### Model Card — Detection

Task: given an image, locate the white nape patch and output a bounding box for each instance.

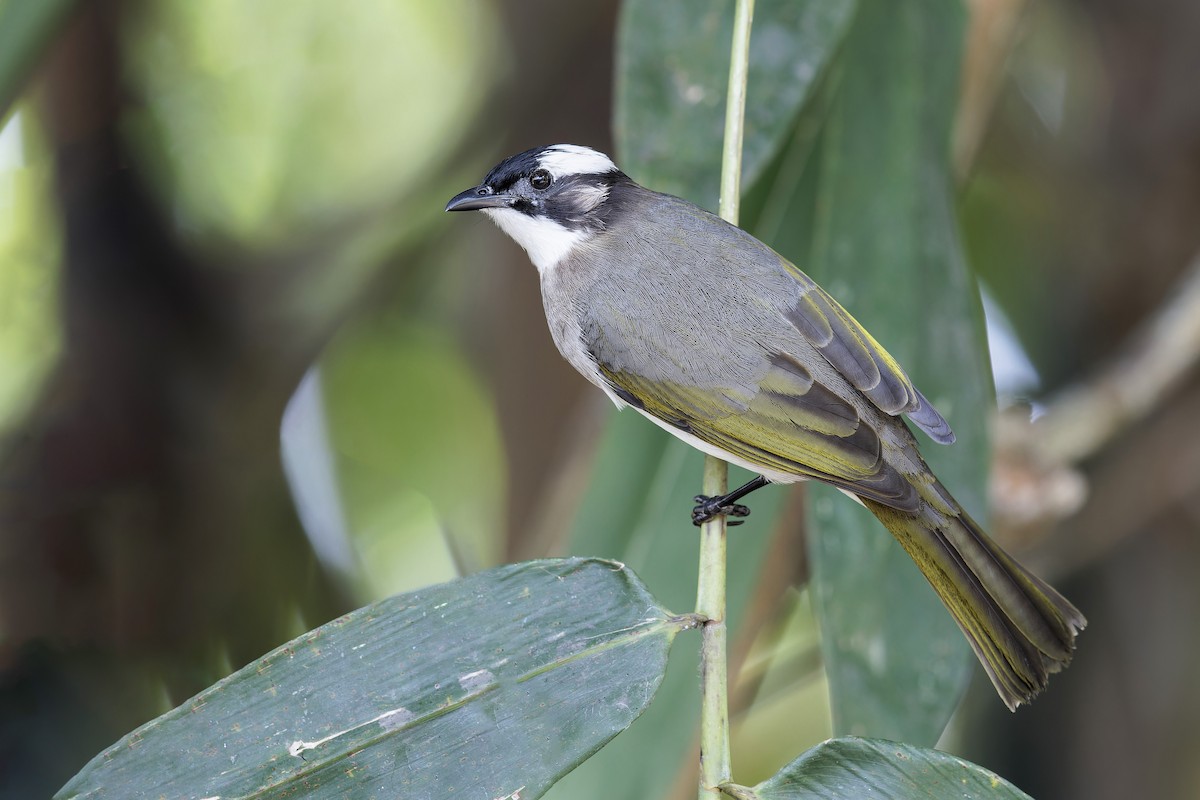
[538,144,618,177]
[628,406,801,485]
[482,207,591,275]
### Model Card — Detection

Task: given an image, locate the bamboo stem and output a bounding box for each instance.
[697,0,754,796]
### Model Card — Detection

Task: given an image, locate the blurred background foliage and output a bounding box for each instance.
[1,1,1199,798]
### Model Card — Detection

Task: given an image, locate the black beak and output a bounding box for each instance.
[445,185,513,212]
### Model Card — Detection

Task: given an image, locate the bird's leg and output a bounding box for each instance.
[692,475,769,527]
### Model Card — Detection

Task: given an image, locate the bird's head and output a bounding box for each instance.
[445,144,628,273]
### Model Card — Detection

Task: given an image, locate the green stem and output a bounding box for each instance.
[718,0,754,228]
[697,1,754,797]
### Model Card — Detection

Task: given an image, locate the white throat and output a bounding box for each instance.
[483,207,591,275]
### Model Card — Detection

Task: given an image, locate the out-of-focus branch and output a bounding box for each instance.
[993,248,1200,558]
[957,1,1200,576]
[1033,249,1200,464]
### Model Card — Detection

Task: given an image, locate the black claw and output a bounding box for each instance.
[691,496,753,527]
[726,503,751,518]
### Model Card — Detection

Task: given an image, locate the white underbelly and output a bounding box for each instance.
[627,405,802,485]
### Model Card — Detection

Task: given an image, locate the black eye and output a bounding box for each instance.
[530,169,552,191]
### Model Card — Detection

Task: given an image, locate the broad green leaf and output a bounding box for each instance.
[768,1,989,744]
[548,414,785,800]
[564,407,673,561]
[614,0,856,210]
[735,737,1032,799]
[57,558,684,800]
[0,0,79,123]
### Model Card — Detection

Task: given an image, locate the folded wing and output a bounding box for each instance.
[781,263,955,444]
[597,354,921,512]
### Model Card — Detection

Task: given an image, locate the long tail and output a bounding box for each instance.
[862,492,1086,710]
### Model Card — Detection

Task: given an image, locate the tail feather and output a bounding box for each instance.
[966,522,1083,660]
[863,495,1085,710]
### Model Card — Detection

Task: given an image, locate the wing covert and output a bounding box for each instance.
[781,263,955,444]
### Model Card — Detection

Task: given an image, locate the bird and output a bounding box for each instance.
[445,143,1084,709]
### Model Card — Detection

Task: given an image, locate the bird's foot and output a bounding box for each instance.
[691,495,751,527]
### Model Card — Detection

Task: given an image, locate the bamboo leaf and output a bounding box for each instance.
[57,558,682,800]
[742,737,1032,800]
[614,0,856,210]
[780,0,987,744]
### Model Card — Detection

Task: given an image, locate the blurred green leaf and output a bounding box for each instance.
[0,0,78,123]
[758,0,988,744]
[731,587,832,783]
[742,737,1032,800]
[319,321,507,595]
[567,414,783,615]
[0,109,61,436]
[547,417,784,800]
[122,0,501,250]
[614,0,855,210]
[57,558,683,800]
